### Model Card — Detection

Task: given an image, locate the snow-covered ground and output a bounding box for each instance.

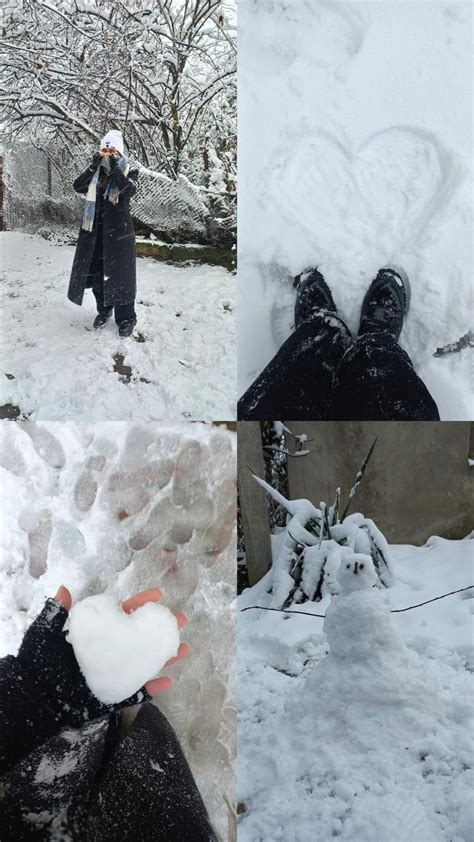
[238,531,474,841]
[0,233,236,421]
[0,420,236,838]
[238,0,473,418]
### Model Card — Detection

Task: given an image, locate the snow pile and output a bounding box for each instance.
[238,0,472,418]
[0,233,236,421]
[0,420,236,837]
[67,594,180,704]
[238,535,474,841]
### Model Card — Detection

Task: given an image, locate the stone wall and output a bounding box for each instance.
[285,421,473,545]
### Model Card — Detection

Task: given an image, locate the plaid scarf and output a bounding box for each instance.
[81,154,130,231]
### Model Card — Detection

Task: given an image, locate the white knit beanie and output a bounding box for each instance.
[100,129,124,155]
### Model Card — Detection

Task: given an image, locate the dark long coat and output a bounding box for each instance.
[68,162,138,307]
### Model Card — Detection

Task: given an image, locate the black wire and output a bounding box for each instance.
[390,585,474,612]
[240,605,326,618]
[240,585,474,618]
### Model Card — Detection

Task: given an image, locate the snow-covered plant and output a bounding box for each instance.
[254,439,394,608]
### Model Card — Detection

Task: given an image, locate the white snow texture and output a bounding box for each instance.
[0,420,236,838]
[66,594,180,704]
[238,533,474,842]
[238,0,472,418]
[0,233,236,421]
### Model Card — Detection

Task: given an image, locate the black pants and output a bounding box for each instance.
[238,311,440,420]
[92,284,136,326]
[85,704,217,841]
[0,705,216,841]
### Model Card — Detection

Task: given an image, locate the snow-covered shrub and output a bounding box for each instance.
[253,440,393,608]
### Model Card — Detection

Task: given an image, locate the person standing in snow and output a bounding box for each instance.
[0,586,217,841]
[238,266,440,420]
[68,130,139,338]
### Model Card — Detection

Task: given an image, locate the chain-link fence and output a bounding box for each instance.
[1,144,235,246]
[1,145,82,243]
[133,163,210,242]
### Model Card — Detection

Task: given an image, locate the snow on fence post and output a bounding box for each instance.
[238,422,272,586]
[0,155,4,232]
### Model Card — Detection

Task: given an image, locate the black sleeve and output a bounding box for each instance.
[108,166,138,200]
[0,599,151,775]
[73,154,100,194]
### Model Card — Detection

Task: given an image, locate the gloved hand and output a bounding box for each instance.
[91,151,101,169]
[17,598,152,727]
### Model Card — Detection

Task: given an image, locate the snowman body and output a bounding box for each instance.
[287,553,473,837]
[323,554,401,661]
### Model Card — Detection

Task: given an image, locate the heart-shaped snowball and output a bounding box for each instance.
[66,594,180,704]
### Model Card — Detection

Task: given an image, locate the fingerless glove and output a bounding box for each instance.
[18,599,151,728]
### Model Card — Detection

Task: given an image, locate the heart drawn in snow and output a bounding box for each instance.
[269,126,458,252]
[67,594,180,704]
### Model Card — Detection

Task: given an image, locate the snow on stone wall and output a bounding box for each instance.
[0,420,236,840]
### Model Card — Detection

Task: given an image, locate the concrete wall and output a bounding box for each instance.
[238,421,272,585]
[285,422,473,545]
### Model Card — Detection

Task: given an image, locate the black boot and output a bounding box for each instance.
[294,268,337,328]
[118,319,137,338]
[358,266,410,342]
[93,310,112,329]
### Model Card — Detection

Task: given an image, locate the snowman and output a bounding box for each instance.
[289,552,473,839]
[291,551,410,740]
[323,553,403,661]
[336,553,378,593]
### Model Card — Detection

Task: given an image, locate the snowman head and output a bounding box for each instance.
[337,553,377,594]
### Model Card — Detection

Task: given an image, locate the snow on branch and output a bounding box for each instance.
[264,422,313,459]
[433,330,474,357]
[0,0,236,193]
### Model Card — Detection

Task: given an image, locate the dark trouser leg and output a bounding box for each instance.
[330,333,440,420]
[114,301,136,326]
[92,284,113,317]
[88,704,217,841]
[238,311,352,420]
